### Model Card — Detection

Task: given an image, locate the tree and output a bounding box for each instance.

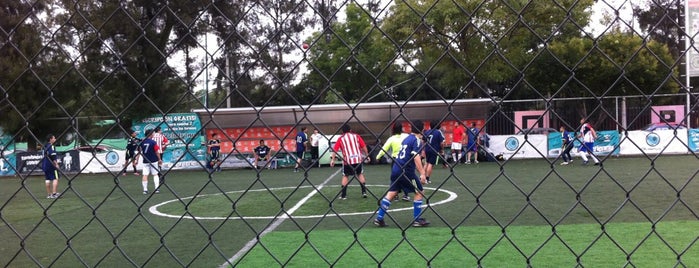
[301,2,404,104]
[381,0,595,100]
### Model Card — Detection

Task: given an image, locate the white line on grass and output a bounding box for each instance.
[219,168,342,268]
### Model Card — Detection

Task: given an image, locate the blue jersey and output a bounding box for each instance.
[423,129,444,154]
[562,130,572,145]
[467,127,479,144]
[208,139,220,152]
[296,131,307,152]
[395,134,422,171]
[140,138,159,163]
[42,143,56,170]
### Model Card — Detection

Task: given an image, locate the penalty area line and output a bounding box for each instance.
[219,168,342,268]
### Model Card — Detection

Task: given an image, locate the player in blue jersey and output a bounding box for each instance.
[42,134,60,199]
[374,120,430,227]
[253,139,271,169]
[465,122,480,164]
[294,127,308,172]
[559,125,574,165]
[207,133,221,172]
[140,129,162,194]
[423,120,445,184]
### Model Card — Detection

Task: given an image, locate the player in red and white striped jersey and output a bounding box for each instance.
[331,124,369,199]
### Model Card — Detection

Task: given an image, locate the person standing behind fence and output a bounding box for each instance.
[152,126,168,170]
[559,125,574,165]
[140,129,162,194]
[374,120,429,227]
[578,118,600,166]
[207,133,221,172]
[423,120,445,184]
[376,123,410,201]
[451,122,465,164]
[331,124,369,199]
[122,129,141,176]
[294,127,308,172]
[253,139,271,169]
[310,128,321,161]
[42,134,60,199]
[465,122,480,164]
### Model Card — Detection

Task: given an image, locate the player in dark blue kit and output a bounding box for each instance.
[122,129,141,176]
[208,133,221,172]
[253,139,271,169]
[294,127,308,172]
[465,122,480,164]
[140,129,162,194]
[374,121,430,227]
[42,134,60,199]
[423,120,445,184]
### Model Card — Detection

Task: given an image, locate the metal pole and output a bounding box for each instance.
[204,30,209,109]
[226,55,231,108]
[685,0,691,127]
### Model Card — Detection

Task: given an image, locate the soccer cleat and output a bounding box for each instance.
[474,159,479,164]
[569,160,573,163]
[154,190,160,194]
[594,162,600,166]
[560,162,569,165]
[143,191,148,195]
[465,161,471,165]
[47,194,54,199]
[134,172,140,176]
[412,218,430,227]
[362,192,367,198]
[426,180,432,184]
[294,168,299,173]
[340,196,347,200]
[582,161,589,165]
[401,195,410,201]
[52,192,60,198]
[373,219,387,227]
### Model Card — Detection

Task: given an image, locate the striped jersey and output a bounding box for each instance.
[152,132,168,153]
[580,123,595,143]
[333,132,366,165]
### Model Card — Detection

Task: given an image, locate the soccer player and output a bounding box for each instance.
[374,120,430,227]
[465,122,480,164]
[423,120,445,184]
[559,125,574,165]
[376,123,410,201]
[330,124,369,199]
[207,133,221,172]
[294,127,308,172]
[42,134,60,199]
[122,129,141,175]
[140,129,162,194]
[451,122,465,164]
[578,118,600,166]
[152,126,168,166]
[309,128,322,160]
[253,139,271,169]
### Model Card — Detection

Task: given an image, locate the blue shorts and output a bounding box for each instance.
[43,166,57,180]
[425,152,440,165]
[579,142,594,153]
[465,142,478,152]
[388,164,422,193]
[295,151,305,159]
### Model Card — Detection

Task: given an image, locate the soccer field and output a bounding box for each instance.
[2,155,699,267]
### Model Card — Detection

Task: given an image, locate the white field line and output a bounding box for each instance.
[218,168,342,268]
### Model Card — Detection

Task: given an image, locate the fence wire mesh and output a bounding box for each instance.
[2,0,699,267]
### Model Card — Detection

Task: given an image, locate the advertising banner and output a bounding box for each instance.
[619,130,689,155]
[0,153,16,176]
[489,135,548,159]
[689,129,699,152]
[131,113,207,170]
[78,149,124,174]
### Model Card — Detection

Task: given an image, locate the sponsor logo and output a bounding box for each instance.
[645,133,660,147]
[106,151,119,165]
[505,137,519,151]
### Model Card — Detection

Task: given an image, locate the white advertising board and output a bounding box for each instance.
[619,130,689,155]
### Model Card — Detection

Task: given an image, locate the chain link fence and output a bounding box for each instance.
[2,0,699,267]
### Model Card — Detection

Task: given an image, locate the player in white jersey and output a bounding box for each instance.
[578,118,600,166]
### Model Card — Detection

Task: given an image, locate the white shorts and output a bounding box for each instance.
[141,163,159,176]
[451,142,462,151]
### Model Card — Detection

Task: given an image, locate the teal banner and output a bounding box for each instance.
[132,113,207,170]
[0,128,16,176]
[548,130,620,156]
[689,129,699,152]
